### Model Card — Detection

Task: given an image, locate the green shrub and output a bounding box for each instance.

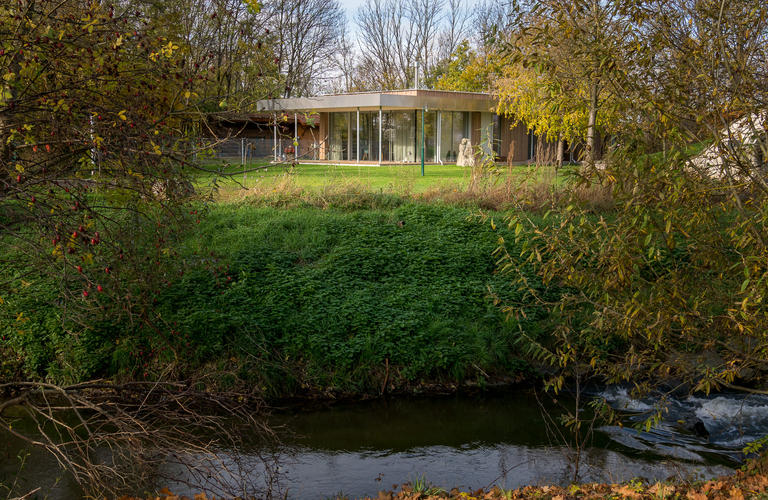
[2,203,546,395]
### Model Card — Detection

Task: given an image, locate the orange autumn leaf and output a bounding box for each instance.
[686,491,708,500]
[614,486,642,499]
[727,488,745,500]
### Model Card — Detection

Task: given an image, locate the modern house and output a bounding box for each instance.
[256,89,554,165]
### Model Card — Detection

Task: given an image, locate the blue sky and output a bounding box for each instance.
[339,0,364,19]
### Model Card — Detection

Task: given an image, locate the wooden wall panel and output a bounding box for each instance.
[509,122,529,162]
[471,112,481,146]
[318,112,328,160]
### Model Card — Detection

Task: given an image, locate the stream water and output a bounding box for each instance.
[2,388,767,499]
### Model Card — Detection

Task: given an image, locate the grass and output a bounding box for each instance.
[193,159,572,201]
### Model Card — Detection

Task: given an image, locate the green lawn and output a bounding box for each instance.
[193,160,569,198]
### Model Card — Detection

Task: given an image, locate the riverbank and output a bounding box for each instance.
[118,457,768,500]
[362,464,768,499]
[2,202,552,398]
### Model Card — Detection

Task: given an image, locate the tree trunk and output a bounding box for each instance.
[557,136,564,169]
[586,81,598,168]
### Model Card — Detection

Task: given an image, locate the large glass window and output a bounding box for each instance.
[440,112,468,162]
[357,112,379,161]
[331,110,472,163]
[417,111,437,163]
[480,112,494,157]
[381,111,416,162]
[528,131,538,160]
[394,111,416,162]
[452,112,467,156]
[329,112,349,161]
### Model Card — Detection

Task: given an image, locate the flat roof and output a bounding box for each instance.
[256,89,495,113]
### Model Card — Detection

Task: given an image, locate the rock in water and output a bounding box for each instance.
[691,420,710,438]
[679,414,710,439]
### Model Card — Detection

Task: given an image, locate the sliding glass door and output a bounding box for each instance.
[329,112,349,161]
[416,111,437,163]
[440,112,469,162]
[381,111,416,162]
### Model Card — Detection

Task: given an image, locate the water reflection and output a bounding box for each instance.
[3,390,751,499]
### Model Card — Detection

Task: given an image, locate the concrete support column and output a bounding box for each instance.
[378,107,383,163]
[356,109,360,163]
[436,111,442,163]
[347,112,352,161]
[273,114,278,162]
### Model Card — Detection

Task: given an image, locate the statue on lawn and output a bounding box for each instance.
[457,138,475,167]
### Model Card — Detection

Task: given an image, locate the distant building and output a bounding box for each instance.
[256,89,564,165]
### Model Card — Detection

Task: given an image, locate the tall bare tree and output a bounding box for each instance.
[262,0,346,97]
[473,0,516,49]
[355,0,446,89]
[436,0,472,62]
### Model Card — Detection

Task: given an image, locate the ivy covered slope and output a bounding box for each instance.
[2,204,549,397]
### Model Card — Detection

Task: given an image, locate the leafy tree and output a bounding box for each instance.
[0,0,282,381]
[136,0,280,105]
[496,0,768,404]
[495,0,639,166]
[353,0,474,91]
[0,1,277,496]
[434,40,499,92]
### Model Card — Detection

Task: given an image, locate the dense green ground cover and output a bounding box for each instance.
[2,203,549,397]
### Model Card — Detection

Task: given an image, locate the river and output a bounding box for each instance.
[2,388,766,498]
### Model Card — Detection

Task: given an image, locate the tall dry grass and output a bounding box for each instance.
[225,167,614,212]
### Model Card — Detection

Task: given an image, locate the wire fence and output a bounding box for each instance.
[211,137,322,164]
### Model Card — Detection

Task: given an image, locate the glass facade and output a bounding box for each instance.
[416,111,437,163]
[528,131,538,160]
[327,110,473,164]
[480,112,494,156]
[329,112,349,161]
[381,111,416,162]
[356,112,380,162]
[440,112,469,162]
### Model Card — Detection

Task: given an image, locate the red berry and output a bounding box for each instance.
[91,238,98,245]
[77,265,82,273]
[97,285,103,292]
[105,267,110,274]
[16,175,21,183]
[82,290,89,297]
[72,231,78,238]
